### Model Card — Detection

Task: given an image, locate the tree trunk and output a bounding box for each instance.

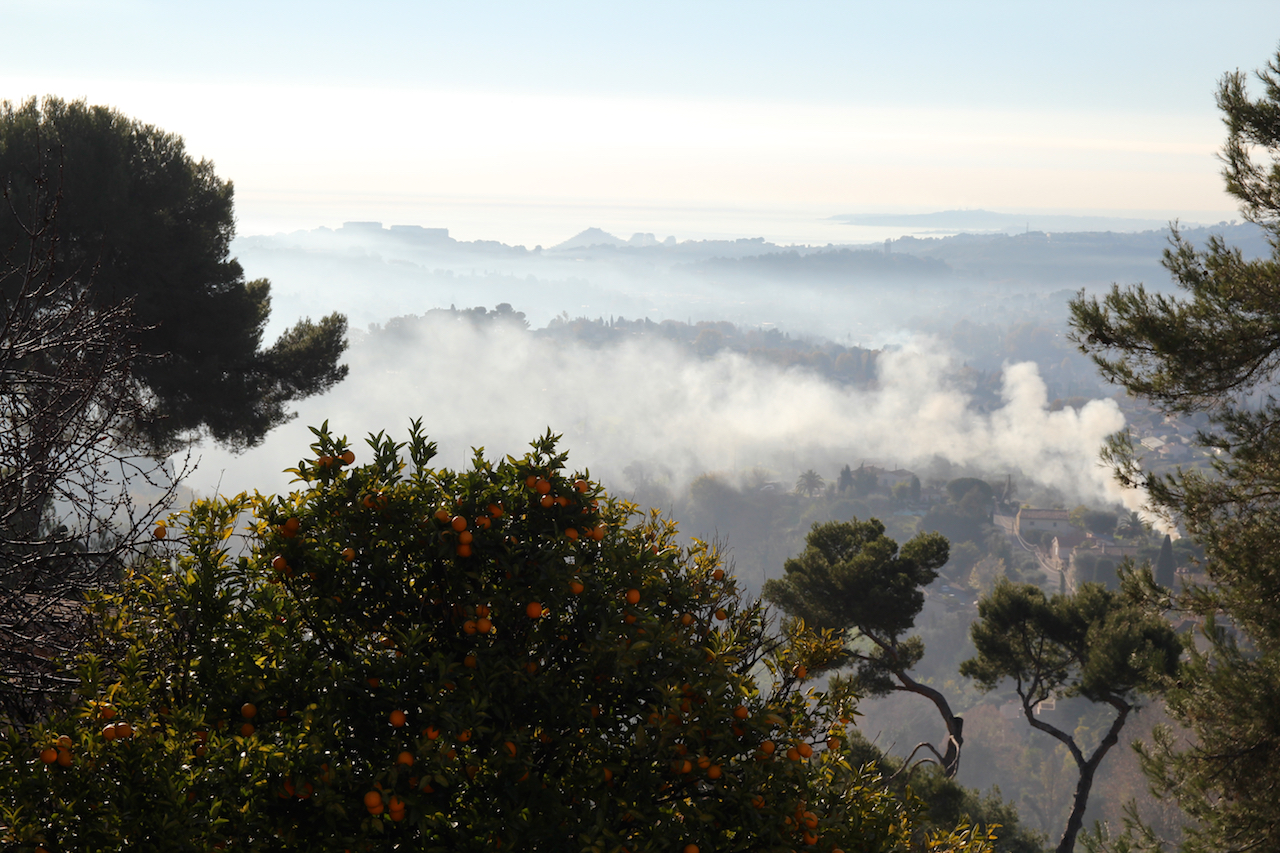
[896,669,964,777]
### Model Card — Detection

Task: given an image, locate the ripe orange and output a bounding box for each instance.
[574,479,589,492]
[102,724,117,741]
[786,747,801,761]
[463,620,477,635]
[526,602,543,619]
[539,495,554,509]
[503,741,517,757]
[569,580,584,595]
[684,844,699,853]
[625,588,640,605]
[434,508,451,523]
[341,547,356,562]
[239,723,255,738]
[396,750,414,766]
[488,503,504,517]
[827,736,840,751]
[476,515,492,530]
[363,790,382,810]
[525,475,538,489]
[798,742,814,758]
[733,705,750,720]
[707,764,722,780]
[56,748,72,767]
[535,479,552,495]
[793,664,808,680]
[389,710,407,727]
[458,531,474,545]
[712,568,724,581]
[57,734,72,749]
[458,728,472,742]
[714,608,728,621]
[153,524,166,539]
[241,702,258,719]
[680,613,694,626]
[99,704,116,721]
[589,525,605,541]
[464,654,477,668]
[457,543,472,558]
[555,496,570,507]
[476,604,490,618]
[115,721,133,739]
[752,794,765,809]
[339,449,355,465]
[564,527,579,540]
[40,746,57,764]
[476,617,493,634]
[271,555,289,573]
[281,517,300,537]
[425,725,440,740]
[760,740,776,755]
[451,515,468,532]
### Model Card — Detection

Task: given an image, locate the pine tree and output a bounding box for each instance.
[1068,45,1280,853]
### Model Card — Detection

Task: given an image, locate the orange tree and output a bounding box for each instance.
[1,422,996,853]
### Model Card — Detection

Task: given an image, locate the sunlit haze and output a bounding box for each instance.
[5,2,1273,244]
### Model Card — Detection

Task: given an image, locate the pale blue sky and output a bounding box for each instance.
[4,2,1278,243]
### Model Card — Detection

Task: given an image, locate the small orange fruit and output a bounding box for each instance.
[241,702,257,719]
[396,750,414,766]
[464,654,477,668]
[625,588,640,605]
[456,543,472,558]
[476,617,492,634]
[535,479,552,495]
[239,723,255,738]
[153,524,166,539]
[425,725,440,740]
[341,547,356,562]
[798,742,814,758]
[733,705,749,720]
[712,568,725,581]
[56,734,72,749]
[363,790,382,810]
[40,746,57,764]
[339,449,355,465]
[574,479,589,492]
[389,710,407,727]
[526,602,543,619]
[569,580,584,595]
[458,530,473,545]
[714,608,728,621]
[451,515,468,532]
[564,527,579,540]
[56,748,72,767]
[539,495,554,508]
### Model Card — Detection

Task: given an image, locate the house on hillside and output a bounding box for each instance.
[1016,507,1069,539]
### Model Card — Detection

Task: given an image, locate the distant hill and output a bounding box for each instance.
[830,209,1214,234]
[551,228,676,251]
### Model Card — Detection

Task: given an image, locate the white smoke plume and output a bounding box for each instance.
[181,316,1134,513]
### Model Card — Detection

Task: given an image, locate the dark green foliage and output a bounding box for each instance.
[765,519,968,776]
[0,97,348,451]
[1068,44,1280,853]
[962,582,1181,853]
[1153,535,1175,590]
[842,731,1047,853]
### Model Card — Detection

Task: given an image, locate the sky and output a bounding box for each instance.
[4,1,1277,245]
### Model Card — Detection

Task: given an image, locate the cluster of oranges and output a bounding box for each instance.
[37,734,73,768]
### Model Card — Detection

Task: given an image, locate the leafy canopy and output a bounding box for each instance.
[0,424,995,853]
[0,97,348,451]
